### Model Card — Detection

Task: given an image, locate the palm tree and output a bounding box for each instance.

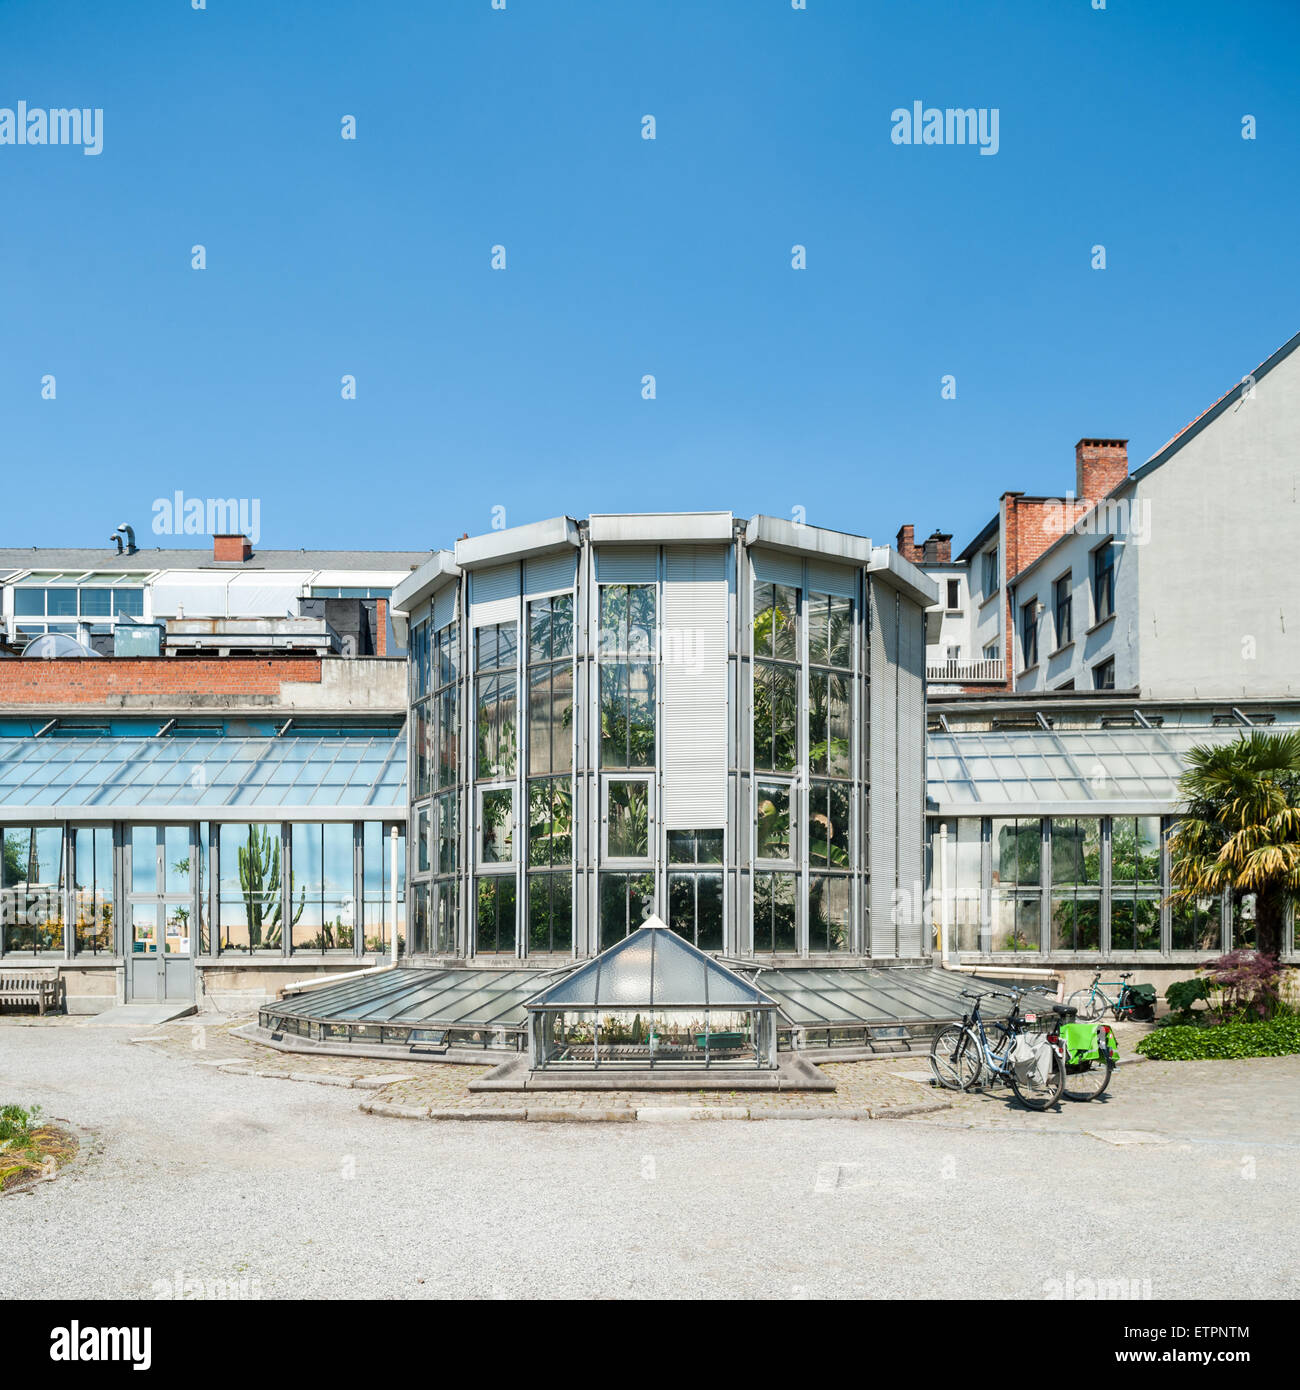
[1168,731,1300,958]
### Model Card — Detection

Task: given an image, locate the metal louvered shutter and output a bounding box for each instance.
[469,563,519,627]
[595,547,658,585]
[432,583,458,632]
[524,551,576,597]
[661,546,729,828]
[806,559,857,597]
[749,548,802,588]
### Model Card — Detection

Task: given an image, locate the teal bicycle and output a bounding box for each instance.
[1067,970,1155,1022]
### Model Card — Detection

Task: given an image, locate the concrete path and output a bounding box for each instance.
[1,1025,1296,1300]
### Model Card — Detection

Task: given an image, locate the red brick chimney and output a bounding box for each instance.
[921,530,953,563]
[1075,439,1129,501]
[895,524,922,563]
[213,534,252,562]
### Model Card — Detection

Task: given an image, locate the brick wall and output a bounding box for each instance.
[0,657,323,706]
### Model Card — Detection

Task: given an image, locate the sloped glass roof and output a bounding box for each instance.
[0,731,406,817]
[526,922,777,1012]
[926,723,1252,816]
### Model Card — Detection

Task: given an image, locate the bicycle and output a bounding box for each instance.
[929,987,1068,1111]
[1067,970,1153,1022]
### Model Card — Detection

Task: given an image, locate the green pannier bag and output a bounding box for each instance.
[1127,983,1157,1007]
[1060,1022,1103,1064]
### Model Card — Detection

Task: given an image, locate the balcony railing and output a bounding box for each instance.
[926,657,1005,684]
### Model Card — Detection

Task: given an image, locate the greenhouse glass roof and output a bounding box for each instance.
[0,731,406,819]
[526,922,777,1012]
[926,723,1249,816]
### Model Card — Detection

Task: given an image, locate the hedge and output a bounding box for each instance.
[1136,1016,1300,1061]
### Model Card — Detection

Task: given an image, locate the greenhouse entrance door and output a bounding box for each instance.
[125,825,197,1004]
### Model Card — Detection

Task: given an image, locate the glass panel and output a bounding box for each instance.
[13,588,44,616]
[1172,895,1222,952]
[1111,816,1161,885]
[437,792,458,874]
[480,788,515,864]
[756,781,792,862]
[1049,895,1100,952]
[1051,818,1100,886]
[45,588,77,616]
[599,871,654,949]
[753,583,798,659]
[753,871,797,953]
[2,826,65,952]
[807,592,852,669]
[74,826,114,955]
[527,777,572,868]
[413,701,431,798]
[809,874,851,952]
[217,824,282,952]
[993,895,1040,952]
[164,902,192,955]
[528,662,573,776]
[131,902,157,954]
[992,818,1041,887]
[753,661,798,772]
[476,673,518,779]
[808,670,851,777]
[476,875,517,954]
[131,826,158,895]
[114,588,144,617]
[529,594,574,662]
[809,781,850,868]
[80,588,112,617]
[607,780,650,858]
[599,661,655,768]
[668,829,724,865]
[410,880,429,955]
[528,872,572,954]
[164,826,191,895]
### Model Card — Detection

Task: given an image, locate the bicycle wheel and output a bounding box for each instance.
[1062,1053,1114,1102]
[1008,1043,1065,1111]
[1066,989,1104,1022]
[929,1025,981,1091]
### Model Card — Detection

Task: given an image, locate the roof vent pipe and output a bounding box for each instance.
[117,523,137,555]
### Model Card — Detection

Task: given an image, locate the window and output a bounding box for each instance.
[73,826,114,955]
[809,874,851,952]
[479,787,515,863]
[1053,573,1072,648]
[982,547,998,594]
[755,781,793,862]
[983,644,999,661]
[527,596,573,776]
[290,823,355,953]
[1091,541,1115,623]
[605,779,651,859]
[1049,818,1100,951]
[946,578,960,610]
[1093,657,1115,691]
[434,624,459,787]
[599,585,656,769]
[217,824,282,952]
[1110,816,1161,950]
[1020,599,1038,669]
[599,871,654,949]
[361,822,405,955]
[753,582,798,772]
[475,875,516,954]
[991,818,1041,952]
[753,871,797,953]
[476,623,518,779]
[667,830,724,952]
[2,825,65,953]
[931,818,983,953]
[528,872,572,954]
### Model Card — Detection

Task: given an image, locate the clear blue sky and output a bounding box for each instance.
[2,0,1297,556]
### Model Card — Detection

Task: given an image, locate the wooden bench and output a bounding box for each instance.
[0,970,65,1015]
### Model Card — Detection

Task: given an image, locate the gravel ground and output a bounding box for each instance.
[2,1023,1297,1300]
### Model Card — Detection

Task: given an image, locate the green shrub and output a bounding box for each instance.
[1137,1017,1300,1061]
[1165,977,1210,1014]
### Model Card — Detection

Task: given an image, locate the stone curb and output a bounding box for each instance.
[360,1100,894,1123]
[873,1102,953,1119]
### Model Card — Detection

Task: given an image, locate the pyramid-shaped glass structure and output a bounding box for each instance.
[525,918,779,1070]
